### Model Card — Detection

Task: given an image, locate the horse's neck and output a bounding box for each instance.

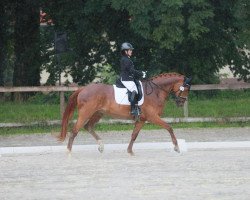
[153,76,181,91]
[141,77,179,102]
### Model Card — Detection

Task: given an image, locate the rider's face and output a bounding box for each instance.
[126,49,133,57]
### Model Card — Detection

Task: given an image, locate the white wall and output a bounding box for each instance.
[40,70,73,85]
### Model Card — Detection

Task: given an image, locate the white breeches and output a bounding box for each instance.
[121,80,138,93]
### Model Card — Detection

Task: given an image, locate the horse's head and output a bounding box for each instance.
[172,77,192,107]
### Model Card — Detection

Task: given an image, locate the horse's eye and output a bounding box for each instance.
[179,86,185,91]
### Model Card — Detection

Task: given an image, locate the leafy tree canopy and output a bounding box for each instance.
[40,0,249,84]
[2,0,249,88]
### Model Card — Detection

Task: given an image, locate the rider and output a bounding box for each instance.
[120,42,146,116]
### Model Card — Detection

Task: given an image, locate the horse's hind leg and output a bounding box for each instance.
[67,117,84,152]
[84,112,104,153]
[67,108,95,152]
[127,120,145,155]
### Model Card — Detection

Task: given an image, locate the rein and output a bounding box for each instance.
[144,77,189,101]
[144,79,170,95]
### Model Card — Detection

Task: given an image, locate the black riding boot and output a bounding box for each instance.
[130,91,141,116]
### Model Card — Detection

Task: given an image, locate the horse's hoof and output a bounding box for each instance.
[98,144,104,153]
[174,146,180,153]
[67,150,72,157]
[97,140,104,153]
[127,150,135,156]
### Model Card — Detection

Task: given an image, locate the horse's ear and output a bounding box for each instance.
[184,76,192,86]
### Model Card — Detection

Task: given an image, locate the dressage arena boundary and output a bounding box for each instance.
[1,117,250,128]
[1,140,250,155]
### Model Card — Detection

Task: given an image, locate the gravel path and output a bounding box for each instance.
[0,127,250,200]
[0,127,250,147]
[0,149,250,200]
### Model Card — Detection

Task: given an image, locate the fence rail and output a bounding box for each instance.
[0,86,80,93]
[1,83,250,118]
[191,83,250,90]
[1,83,250,93]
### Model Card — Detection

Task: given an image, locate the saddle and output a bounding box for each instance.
[115,78,143,102]
[113,78,144,106]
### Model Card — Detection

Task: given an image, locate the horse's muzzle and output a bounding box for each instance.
[175,96,186,107]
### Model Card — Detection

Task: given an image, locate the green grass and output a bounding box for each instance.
[0,102,61,123]
[163,90,250,118]
[0,90,250,135]
[1,97,250,123]
[187,99,250,117]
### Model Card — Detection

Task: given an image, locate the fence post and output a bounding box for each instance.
[184,98,188,117]
[60,91,65,117]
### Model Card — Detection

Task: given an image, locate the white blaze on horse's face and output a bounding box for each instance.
[179,86,185,91]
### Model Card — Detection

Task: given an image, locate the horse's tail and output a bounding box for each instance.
[57,88,82,142]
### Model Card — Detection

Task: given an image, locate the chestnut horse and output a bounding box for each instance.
[58,73,192,155]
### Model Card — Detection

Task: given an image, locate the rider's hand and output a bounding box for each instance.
[142,71,147,78]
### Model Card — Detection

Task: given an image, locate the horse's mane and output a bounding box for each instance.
[150,72,183,80]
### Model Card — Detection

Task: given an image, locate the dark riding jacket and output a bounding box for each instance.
[120,55,143,81]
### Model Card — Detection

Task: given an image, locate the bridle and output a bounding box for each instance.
[173,84,191,104]
[144,78,191,103]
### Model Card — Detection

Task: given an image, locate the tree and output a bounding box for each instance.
[0,0,9,87]
[12,0,41,100]
[41,0,103,85]
[0,4,6,100]
[38,0,250,86]
[0,1,15,101]
[108,0,213,82]
[226,0,250,81]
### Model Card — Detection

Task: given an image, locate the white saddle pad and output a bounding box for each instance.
[113,81,144,105]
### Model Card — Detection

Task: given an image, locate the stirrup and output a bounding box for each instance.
[130,105,141,116]
[130,109,137,116]
[137,106,141,115]
[131,106,141,121]
[135,104,141,115]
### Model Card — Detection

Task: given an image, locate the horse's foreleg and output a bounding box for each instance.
[127,120,145,155]
[149,117,180,153]
[84,112,104,153]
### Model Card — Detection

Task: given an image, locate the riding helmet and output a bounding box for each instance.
[121,42,134,51]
